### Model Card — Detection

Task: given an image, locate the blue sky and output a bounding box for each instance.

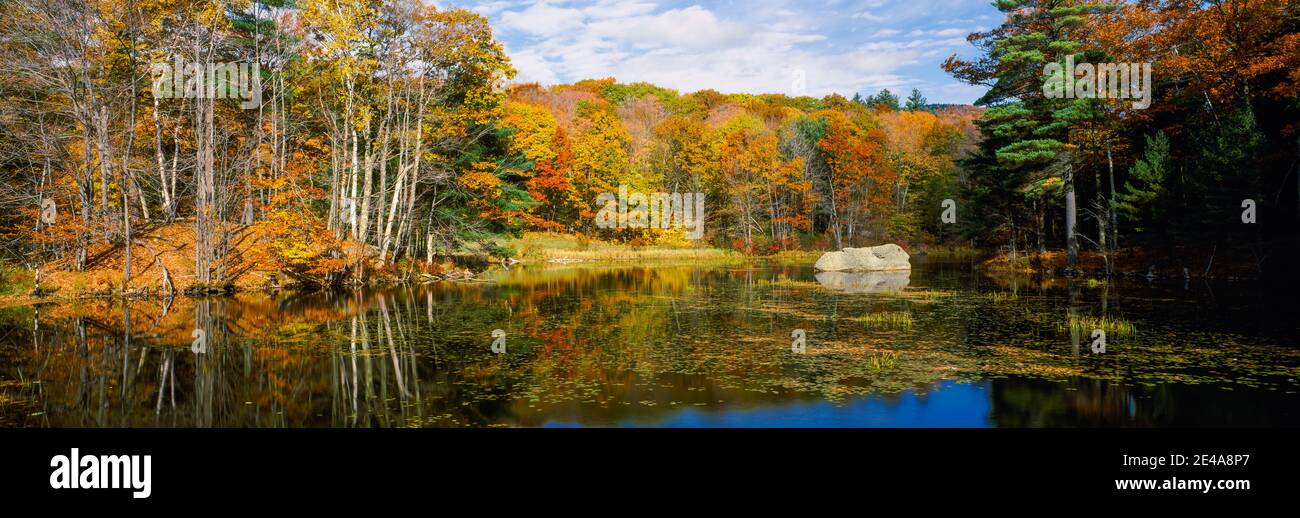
[445,0,1002,104]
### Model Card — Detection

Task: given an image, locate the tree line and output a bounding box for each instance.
[3,0,1294,293]
[944,0,1299,276]
[1,0,983,291]
[494,80,977,253]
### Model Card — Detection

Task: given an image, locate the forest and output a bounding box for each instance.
[0,0,1298,298]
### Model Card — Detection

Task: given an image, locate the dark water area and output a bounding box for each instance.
[1,259,1297,427]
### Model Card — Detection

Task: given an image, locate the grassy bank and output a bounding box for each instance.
[1,229,795,306]
[4,227,1011,308]
[504,232,742,264]
[502,233,982,266]
[979,247,1262,280]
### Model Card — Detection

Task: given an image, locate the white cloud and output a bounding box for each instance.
[500,2,586,37]
[852,12,885,22]
[468,1,514,16]
[908,28,971,38]
[587,6,748,50]
[484,0,999,103]
[582,0,658,19]
[506,46,561,84]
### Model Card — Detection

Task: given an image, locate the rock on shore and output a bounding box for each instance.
[814,244,911,272]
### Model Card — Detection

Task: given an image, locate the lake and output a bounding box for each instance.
[2,259,1297,427]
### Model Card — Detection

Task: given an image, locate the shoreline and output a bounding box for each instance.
[1,245,1267,310]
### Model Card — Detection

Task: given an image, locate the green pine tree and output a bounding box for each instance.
[1113,131,1170,235]
[905,88,928,111]
[944,0,1117,267]
[866,88,900,110]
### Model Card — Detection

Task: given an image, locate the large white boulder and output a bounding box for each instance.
[814,244,911,272]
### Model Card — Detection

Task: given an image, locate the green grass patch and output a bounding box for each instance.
[0,263,35,296]
[868,351,900,371]
[988,291,1020,303]
[918,246,984,260]
[1060,315,1137,337]
[504,232,739,263]
[857,311,914,329]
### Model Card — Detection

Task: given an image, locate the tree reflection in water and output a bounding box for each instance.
[1,264,1297,427]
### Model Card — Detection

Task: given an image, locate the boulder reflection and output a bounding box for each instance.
[1,264,1296,427]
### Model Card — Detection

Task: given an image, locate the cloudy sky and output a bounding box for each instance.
[446,0,1001,105]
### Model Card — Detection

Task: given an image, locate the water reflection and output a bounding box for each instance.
[814,270,911,293]
[1,263,1297,427]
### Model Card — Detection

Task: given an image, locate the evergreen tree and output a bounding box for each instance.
[866,88,900,110]
[944,0,1117,268]
[1112,131,1169,236]
[905,88,928,111]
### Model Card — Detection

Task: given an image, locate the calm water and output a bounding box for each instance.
[1,260,1297,427]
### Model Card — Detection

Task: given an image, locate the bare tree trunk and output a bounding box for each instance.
[359,137,374,243]
[79,123,93,270]
[122,82,138,289]
[349,126,360,240]
[169,132,179,221]
[1065,162,1078,270]
[97,106,112,239]
[829,185,842,250]
[1107,141,1118,249]
[378,165,407,264]
[154,98,171,220]
[194,92,216,286]
[328,130,341,234]
[383,81,425,264]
